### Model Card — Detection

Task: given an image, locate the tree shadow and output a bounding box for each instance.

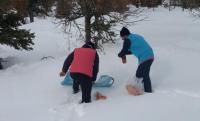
[0,56,20,69]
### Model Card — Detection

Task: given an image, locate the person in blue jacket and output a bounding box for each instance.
[118,27,154,93]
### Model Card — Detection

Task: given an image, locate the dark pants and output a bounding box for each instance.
[70,73,92,103]
[136,59,153,92]
[0,62,3,69]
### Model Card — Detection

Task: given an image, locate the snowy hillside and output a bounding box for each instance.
[0,7,200,121]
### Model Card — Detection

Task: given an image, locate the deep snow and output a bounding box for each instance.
[0,7,200,121]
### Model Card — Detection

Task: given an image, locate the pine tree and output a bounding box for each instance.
[0,10,35,50]
[0,9,35,69]
[28,0,56,22]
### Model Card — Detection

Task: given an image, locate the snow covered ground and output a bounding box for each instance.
[1,7,200,121]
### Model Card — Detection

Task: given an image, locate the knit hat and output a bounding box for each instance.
[120,27,131,37]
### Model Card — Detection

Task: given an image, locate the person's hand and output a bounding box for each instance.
[59,71,66,77]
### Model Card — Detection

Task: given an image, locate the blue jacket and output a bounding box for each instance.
[118,33,154,64]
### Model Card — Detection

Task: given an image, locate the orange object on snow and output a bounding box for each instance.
[126,85,143,96]
[95,92,107,100]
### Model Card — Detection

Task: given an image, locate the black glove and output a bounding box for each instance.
[92,79,96,82]
[118,52,123,58]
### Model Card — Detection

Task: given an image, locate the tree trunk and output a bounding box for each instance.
[85,14,92,42]
[28,7,34,23]
[28,0,34,23]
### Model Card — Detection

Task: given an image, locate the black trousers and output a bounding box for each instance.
[136,59,153,92]
[0,62,3,69]
[70,73,92,103]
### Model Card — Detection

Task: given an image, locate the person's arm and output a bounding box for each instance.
[92,52,99,82]
[118,38,132,58]
[60,52,74,76]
